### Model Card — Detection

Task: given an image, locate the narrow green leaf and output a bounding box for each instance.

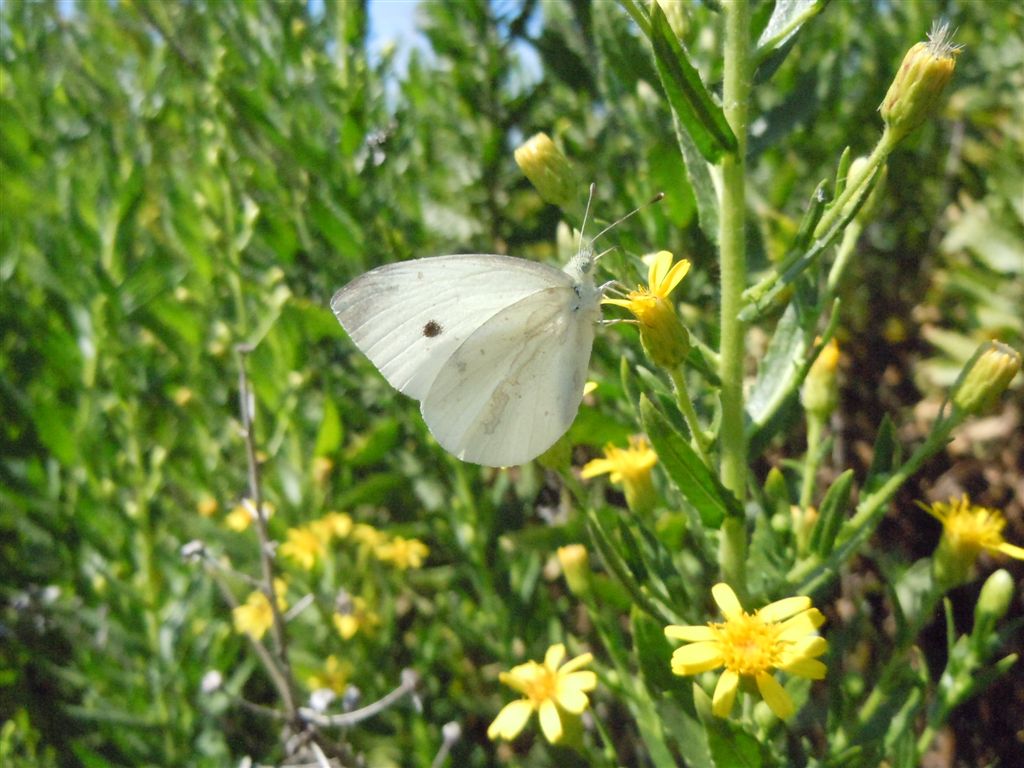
[864,414,898,494]
[632,607,677,695]
[649,3,737,163]
[754,0,830,83]
[641,395,740,528]
[809,469,854,556]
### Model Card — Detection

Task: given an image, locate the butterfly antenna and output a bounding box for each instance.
[591,192,665,244]
[580,182,597,242]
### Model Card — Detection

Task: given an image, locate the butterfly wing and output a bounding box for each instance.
[421,285,597,466]
[331,255,571,401]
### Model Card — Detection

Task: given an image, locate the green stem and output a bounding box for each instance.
[669,367,713,466]
[799,415,823,510]
[814,127,895,239]
[718,0,751,591]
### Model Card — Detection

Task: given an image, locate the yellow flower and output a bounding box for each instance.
[920,495,1024,586]
[332,595,379,640]
[665,583,827,720]
[581,435,659,514]
[232,579,288,640]
[316,511,353,539]
[279,525,326,571]
[351,522,385,550]
[307,655,351,694]
[605,250,691,368]
[225,499,275,532]
[375,536,429,570]
[487,643,597,744]
[196,494,219,518]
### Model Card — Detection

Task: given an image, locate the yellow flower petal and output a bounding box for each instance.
[557,673,594,714]
[711,669,740,717]
[996,541,1024,560]
[580,458,615,479]
[648,250,673,290]
[487,699,533,741]
[781,635,829,662]
[671,642,724,674]
[665,624,717,642]
[538,699,563,743]
[711,583,743,620]
[757,595,811,623]
[778,657,827,680]
[756,672,794,720]
[659,258,691,296]
[560,652,595,676]
[544,643,567,670]
[777,608,825,640]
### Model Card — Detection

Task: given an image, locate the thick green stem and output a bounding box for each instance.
[718,0,751,591]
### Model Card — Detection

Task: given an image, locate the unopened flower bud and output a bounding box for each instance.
[557,544,591,597]
[975,568,1014,625]
[880,21,961,143]
[951,341,1021,416]
[801,338,840,418]
[514,132,576,208]
[639,303,691,370]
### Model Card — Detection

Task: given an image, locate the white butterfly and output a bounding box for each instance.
[331,247,603,467]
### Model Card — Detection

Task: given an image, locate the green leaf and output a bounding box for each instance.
[632,607,678,695]
[314,396,343,456]
[864,414,899,494]
[753,0,830,83]
[641,395,741,528]
[648,3,737,164]
[705,717,764,768]
[809,469,854,556]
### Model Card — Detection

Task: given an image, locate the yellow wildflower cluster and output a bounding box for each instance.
[279,511,354,571]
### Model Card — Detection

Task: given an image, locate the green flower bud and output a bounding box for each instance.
[880,21,961,144]
[557,544,592,597]
[975,568,1014,625]
[951,341,1021,416]
[514,132,576,209]
[801,338,840,418]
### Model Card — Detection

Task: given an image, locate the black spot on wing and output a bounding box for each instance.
[423,320,443,337]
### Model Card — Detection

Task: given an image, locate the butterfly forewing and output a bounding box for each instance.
[331,255,572,401]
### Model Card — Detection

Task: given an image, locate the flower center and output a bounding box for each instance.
[523,667,558,706]
[713,613,783,676]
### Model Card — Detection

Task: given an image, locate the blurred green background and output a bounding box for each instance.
[2,0,1021,765]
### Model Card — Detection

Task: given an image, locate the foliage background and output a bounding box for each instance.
[1,0,1022,766]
